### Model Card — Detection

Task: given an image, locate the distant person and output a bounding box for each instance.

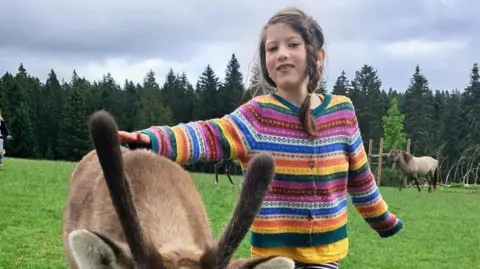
[0,110,12,167]
[117,6,404,268]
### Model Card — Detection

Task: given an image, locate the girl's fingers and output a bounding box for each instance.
[117,131,150,145]
[118,131,139,143]
[135,132,144,142]
[136,132,151,144]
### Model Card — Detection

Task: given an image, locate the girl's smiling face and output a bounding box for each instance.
[264,22,308,92]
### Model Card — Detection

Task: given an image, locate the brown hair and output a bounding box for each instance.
[259,7,325,136]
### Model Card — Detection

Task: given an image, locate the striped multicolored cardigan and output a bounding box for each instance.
[139,93,404,263]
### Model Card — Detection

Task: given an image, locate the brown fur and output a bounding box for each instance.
[62,110,294,269]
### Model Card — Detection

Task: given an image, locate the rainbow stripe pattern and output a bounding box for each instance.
[139,93,404,259]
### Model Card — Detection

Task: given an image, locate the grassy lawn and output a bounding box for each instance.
[0,157,479,268]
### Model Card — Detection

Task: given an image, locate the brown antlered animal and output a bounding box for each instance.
[62,110,295,269]
[388,149,439,193]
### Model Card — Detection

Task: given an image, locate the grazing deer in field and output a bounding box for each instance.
[388,149,439,193]
[214,159,242,187]
[62,110,294,269]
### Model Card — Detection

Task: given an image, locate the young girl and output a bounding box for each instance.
[118,7,404,268]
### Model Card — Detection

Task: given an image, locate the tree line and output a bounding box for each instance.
[0,54,479,182]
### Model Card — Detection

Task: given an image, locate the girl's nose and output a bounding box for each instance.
[276,45,289,61]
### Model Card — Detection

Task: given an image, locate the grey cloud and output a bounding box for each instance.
[317,0,479,91]
[0,0,358,62]
[0,0,478,92]
[1,1,211,61]
[327,0,479,42]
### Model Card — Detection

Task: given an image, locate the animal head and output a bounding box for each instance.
[387,149,400,163]
[402,151,412,163]
[70,110,295,269]
[68,229,294,269]
[387,149,411,163]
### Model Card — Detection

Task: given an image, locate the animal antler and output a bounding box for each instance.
[89,110,164,268]
[215,153,275,268]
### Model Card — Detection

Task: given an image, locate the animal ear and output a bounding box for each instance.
[68,229,131,269]
[215,153,275,267]
[227,256,295,269]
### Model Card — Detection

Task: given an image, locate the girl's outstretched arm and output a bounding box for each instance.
[124,100,258,165]
[345,99,404,238]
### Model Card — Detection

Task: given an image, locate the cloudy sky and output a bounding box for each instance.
[0,0,478,92]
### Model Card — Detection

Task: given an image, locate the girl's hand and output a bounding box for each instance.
[118,131,150,145]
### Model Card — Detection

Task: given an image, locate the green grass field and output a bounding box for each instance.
[1,157,479,269]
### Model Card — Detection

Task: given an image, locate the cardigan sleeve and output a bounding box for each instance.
[134,100,258,165]
[345,98,404,238]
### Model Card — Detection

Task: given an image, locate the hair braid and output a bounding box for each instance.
[299,27,321,137]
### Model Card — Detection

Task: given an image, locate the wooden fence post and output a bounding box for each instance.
[368,139,373,163]
[377,138,384,186]
[403,138,411,187]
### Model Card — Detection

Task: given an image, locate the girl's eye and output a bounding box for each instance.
[266,42,300,52]
[267,46,278,52]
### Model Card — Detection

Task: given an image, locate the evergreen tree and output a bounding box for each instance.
[332,70,349,96]
[124,79,138,132]
[8,64,28,110]
[402,65,434,155]
[99,72,126,128]
[0,72,15,119]
[39,69,63,159]
[57,86,90,161]
[0,56,476,180]
[443,90,463,164]
[135,70,174,129]
[8,102,36,158]
[197,65,220,119]
[176,72,196,123]
[350,65,383,142]
[459,63,480,146]
[432,90,447,147]
[161,69,181,123]
[221,54,245,114]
